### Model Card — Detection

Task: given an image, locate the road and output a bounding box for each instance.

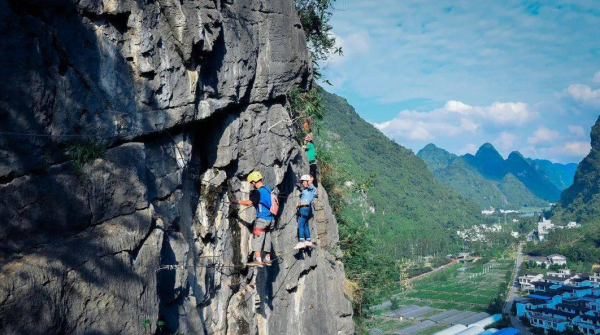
[504,243,531,335]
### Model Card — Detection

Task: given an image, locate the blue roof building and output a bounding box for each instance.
[492,328,520,335]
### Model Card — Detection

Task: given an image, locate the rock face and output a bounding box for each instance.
[0,1,353,334]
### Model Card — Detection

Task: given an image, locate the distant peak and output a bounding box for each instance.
[423,143,439,150]
[479,143,496,150]
[508,151,525,160]
[476,143,502,159]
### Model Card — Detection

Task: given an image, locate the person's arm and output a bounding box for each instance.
[308,175,314,186]
[236,199,253,206]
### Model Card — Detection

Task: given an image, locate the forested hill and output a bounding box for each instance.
[552,115,600,223]
[527,116,600,265]
[526,159,578,191]
[316,89,482,258]
[417,143,570,209]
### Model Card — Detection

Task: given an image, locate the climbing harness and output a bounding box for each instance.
[252,226,269,237]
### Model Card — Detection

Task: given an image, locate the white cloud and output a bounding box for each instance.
[528,126,559,144]
[593,71,600,84]
[568,125,586,137]
[539,142,592,158]
[374,100,537,143]
[565,84,600,106]
[494,132,519,151]
[326,31,371,67]
[563,142,592,157]
[458,143,479,155]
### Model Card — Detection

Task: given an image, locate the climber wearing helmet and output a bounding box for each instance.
[294,174,317,250]
[236,171,277,267]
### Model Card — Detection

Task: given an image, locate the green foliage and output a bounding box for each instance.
[293,0,342,80]
[317,89,483,259]
[66,139,107,174]
[525,223,600,264]
[142,318,151,331]
[391,260,514,313]
[156,320,165,332]
[487,316,512,329]
[288,87,324,134]
[390,297,400,310]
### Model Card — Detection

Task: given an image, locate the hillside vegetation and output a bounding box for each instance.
[529,116,600,265]
[417,143,572,210]
[314,90,486,313]
[317,90,482,258]
[552,115,600,223]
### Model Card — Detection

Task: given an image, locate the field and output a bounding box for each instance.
[366,258,515,335]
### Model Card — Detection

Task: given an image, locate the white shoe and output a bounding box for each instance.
[293,242,306,250]
[304,241,313,248]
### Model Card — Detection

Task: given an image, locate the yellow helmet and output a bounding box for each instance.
[247,171,263,183]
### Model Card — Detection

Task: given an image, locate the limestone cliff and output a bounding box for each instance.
[0,0,354,334]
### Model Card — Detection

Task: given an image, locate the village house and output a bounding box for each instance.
[527,254,567,268]
[515,275,600,334]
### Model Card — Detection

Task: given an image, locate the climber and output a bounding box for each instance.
[294,174,317,250]
[235,171,277,267]
[302,134,318,188]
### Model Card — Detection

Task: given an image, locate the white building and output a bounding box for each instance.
[519,273,544,291]
[528,254,568,267]
[538,218,554,241]
[590,271,600,285]
[548,254,567,266]
[481,207,495,215]
[566,221,581,228]
[547,269,571,278]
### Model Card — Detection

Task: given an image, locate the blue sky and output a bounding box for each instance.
[322,0,600,163]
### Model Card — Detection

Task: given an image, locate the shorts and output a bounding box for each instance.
[251,218,274,252]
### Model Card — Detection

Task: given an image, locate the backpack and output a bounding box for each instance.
[259,186,279,216]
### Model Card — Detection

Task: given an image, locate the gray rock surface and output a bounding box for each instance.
[0,0,353,334]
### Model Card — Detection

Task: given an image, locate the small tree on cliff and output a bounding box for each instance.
[294,0,343,79]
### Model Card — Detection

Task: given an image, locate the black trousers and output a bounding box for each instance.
[309,163,318,188]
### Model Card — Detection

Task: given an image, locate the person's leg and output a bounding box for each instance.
[298,214,306,242]
[304,209,312,243]
[295,207,310,249]
[264,220,273,261]
[301,207,312,246]
[294,211,307,249]
[249,219,268,266]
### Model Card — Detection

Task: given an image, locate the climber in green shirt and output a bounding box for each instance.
[303,134,318,187]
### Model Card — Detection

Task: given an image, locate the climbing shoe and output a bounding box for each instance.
[247,260,264,267]
[293,242,306,250]
[263,259,273,266]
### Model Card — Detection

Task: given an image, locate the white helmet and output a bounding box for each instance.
[300,174,311,182]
